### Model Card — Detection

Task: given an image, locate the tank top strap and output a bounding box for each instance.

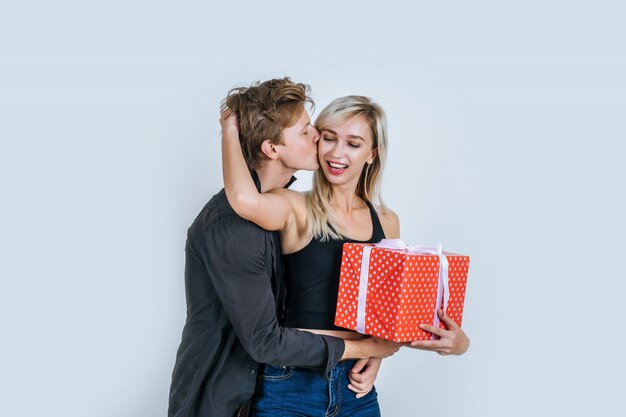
[365,200,386,242]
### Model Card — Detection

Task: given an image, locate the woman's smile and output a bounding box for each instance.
[327,160,349,175]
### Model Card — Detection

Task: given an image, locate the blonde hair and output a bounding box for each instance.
[306,96,389,241]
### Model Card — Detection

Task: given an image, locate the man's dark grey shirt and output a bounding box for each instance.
[168,174,345,417]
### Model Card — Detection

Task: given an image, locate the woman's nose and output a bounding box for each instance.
[329,142,345,158]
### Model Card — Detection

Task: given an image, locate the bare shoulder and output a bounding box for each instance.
[377,206,400,239]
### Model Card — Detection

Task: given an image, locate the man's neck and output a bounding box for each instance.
[255,163,296,193]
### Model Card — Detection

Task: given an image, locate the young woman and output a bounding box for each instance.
[221,96,469,416]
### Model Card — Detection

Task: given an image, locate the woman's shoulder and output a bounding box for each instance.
[375,205,400,239]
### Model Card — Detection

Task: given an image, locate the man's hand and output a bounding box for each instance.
[409,309,470,356]
[348,357,382,399]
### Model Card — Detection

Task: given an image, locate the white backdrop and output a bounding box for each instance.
[1,1,625,416]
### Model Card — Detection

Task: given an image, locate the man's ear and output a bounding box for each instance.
[260,139,280,161]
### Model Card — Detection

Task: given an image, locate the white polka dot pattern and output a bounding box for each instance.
[334,243,470,342]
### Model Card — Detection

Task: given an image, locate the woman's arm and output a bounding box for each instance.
[220,109,293,231]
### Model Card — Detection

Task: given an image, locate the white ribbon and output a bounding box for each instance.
[355,239,449,337]
[356,245,374,334]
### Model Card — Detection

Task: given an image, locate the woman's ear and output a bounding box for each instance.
[367,148,378,165]
[260,139,279,161]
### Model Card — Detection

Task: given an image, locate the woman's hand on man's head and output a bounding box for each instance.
[219,108,239,134]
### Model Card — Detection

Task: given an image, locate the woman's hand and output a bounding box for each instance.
[348,357,382,399]
[409,309,470,356]
[219,108,239,135]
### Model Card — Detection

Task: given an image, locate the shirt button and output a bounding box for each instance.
[250,369,256,375]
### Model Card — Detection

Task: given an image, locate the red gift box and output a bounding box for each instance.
[334,240,470,342]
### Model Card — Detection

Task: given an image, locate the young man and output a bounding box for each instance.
[168,78,400,417]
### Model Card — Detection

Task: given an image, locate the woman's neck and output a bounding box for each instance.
[330,184,365,215]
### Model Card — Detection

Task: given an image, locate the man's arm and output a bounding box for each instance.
[197,219,344,373]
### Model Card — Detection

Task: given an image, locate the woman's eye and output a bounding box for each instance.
[323,137,336,142]
[348,143,360,148]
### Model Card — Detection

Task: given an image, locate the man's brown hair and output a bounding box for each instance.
[221,77,314,170]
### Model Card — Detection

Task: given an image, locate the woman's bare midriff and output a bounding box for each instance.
[299,328,368,340]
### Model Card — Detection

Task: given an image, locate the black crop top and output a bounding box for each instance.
[282,201,386,330]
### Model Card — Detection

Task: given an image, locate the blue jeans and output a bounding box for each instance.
[252,359,381,417]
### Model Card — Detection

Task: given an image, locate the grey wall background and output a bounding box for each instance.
[1,1,625,416]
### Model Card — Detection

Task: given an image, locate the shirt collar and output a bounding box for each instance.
[285,175,297,189]
[250,170,297,192]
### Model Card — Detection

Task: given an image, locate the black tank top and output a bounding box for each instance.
[282,201,386,330]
